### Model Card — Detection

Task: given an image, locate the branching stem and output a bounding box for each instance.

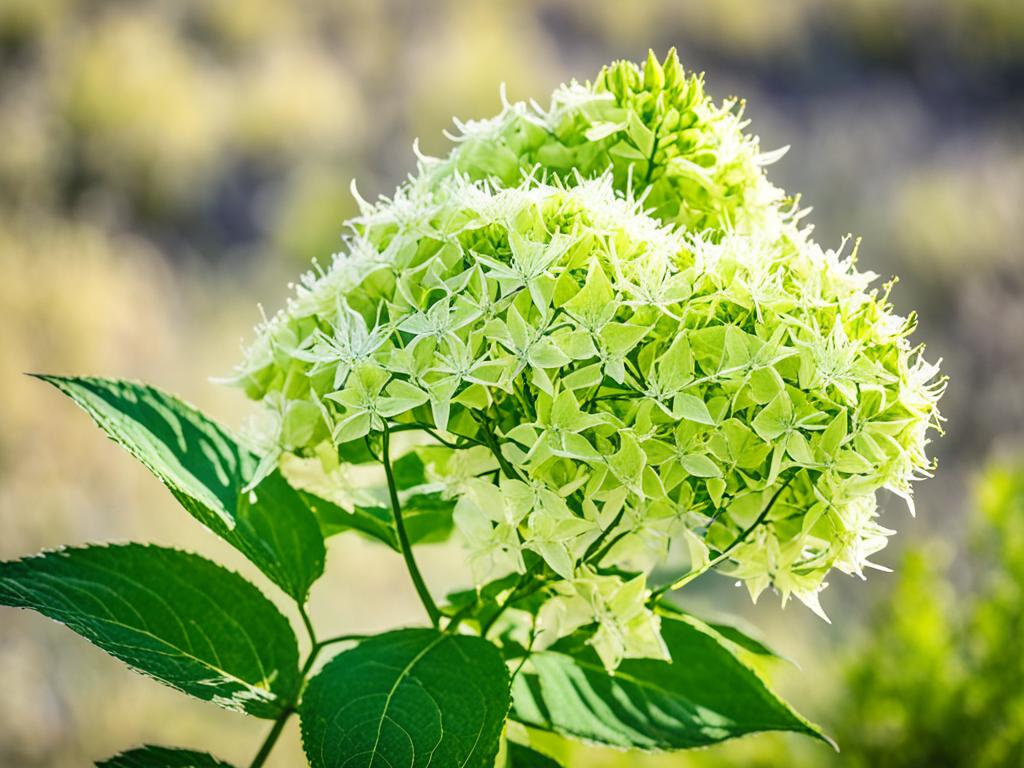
[248,607,329,768]
[317,632,368,648]
[651,477,794,599]
[248,706,294,768]
[248,610,367,767]
[389,421,485,449]
[583,507,625,562]
[475,415,523,481]
[480,569,549,637]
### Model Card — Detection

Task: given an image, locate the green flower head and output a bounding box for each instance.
[232,51,944,667]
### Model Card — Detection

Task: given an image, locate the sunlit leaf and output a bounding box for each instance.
[0,544,300,718]
[511,615,830,750]
[36,376,325,602]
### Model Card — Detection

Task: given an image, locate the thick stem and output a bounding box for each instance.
[382,423,442,627]
[248,707,294,768]
[248,606,321,768]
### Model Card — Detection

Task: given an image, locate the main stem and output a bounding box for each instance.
[248,707,293,768]
[248,606,320,768]
[382,423,442,627]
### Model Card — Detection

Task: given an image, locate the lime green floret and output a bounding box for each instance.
[434,49,784,234]
[233,52,943,666]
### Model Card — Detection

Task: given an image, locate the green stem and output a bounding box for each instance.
[509,616,537,682]
[637,110,666,194]
[480,571,549,637]
[476,415,522,481]
[651,477,793,599]
[248,706,294,768]
[248,606,320,768]
[512,384,535,421]
[247,597,369,768]
[389,421,485,449]
[419,426,466,450]
[444,601,479,634]
[383,423,442,627]
[583,507,625,562]
[589,528,632,566]
[591,392,645,403]
[299,604,317,648]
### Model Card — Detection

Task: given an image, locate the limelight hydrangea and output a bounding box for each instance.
[231,51,944,669]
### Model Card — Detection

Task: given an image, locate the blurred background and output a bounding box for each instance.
[1,1,1022,766]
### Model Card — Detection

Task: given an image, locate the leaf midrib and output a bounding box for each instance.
[367,633,448,767]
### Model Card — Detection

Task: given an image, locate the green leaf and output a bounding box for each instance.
[300,492,399,550]
[402,491,456,544]
[752,392,793,442]
[708,621,787,661]
[656,602,787,661]
[820,408,848,457]
[0,544,300,719]
[506,742,564,768]
[510,615,830,750]
[336,437,378,465]
[36,376,325,602]
[300,628,510,768]
[564,260,615,329]
[311,491,455,550]
[392,451,427,489]
[96,746,234,767]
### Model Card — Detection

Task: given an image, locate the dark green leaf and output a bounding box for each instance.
[511,615,830,750]
[96,746,234,767]
[506,742,564,768]
[36,375,325,602]
[401,491,455,544]
[300,491,399,550]
[300,628,510,768]
[656,602,786,661]
[704,619,786,660]
[310,491,454,550]
[392,451,426,489]
[0,544,300,719]
[336,437,377,464]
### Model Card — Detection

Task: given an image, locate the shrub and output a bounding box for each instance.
[1,51,943,767]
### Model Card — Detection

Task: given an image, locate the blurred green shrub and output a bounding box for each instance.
[831,458,1024,767]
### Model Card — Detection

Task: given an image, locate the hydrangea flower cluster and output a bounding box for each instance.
[232,51,944,669]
